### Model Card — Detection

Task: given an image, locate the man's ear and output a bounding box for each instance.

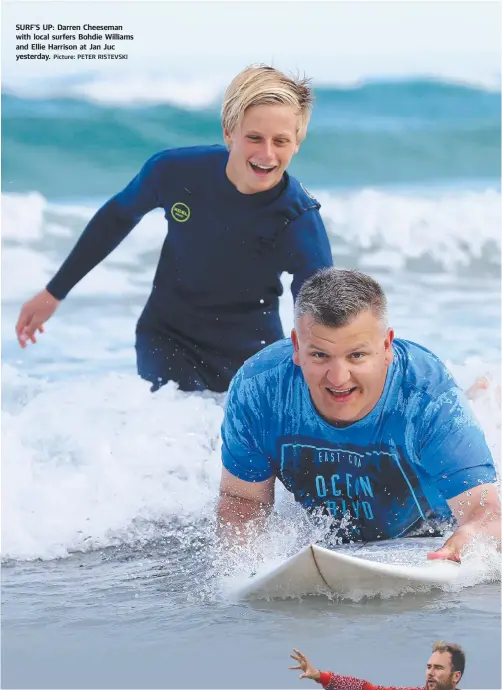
[291,328,300,366]
[384,328,394,365]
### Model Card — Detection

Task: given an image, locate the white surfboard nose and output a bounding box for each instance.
[236,543,461,600]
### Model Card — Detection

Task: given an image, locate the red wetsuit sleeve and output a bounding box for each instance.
[317,672,424,690]
[317,672,365,690]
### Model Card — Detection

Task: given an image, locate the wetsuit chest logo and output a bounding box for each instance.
[171,202,191,223]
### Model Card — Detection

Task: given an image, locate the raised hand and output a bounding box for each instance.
[289,648,321,681]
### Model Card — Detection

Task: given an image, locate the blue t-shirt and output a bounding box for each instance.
[222,338,496,541]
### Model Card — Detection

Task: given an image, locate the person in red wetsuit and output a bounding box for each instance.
[289,641,465,690]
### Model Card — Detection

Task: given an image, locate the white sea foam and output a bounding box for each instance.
[1,366,224,561]
[318,187,501,272]
[1,248,56,302]
[1,187,500,303]
[1,358,499,563]
[1,192,48,241]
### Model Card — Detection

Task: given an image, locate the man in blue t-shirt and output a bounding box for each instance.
[218,268,500,561]
[15,65,332,393]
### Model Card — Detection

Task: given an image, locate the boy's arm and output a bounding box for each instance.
[46,155,163,299]
[280,209,333,300]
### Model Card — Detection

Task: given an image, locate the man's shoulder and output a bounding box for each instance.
[239,339,295,382]
[227,340,296,409]
[393,338,458,402]
[226,339,300,427]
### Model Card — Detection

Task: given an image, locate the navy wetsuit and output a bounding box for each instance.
[47,145,333,392]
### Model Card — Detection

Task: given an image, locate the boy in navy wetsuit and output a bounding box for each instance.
[15,65,333,392]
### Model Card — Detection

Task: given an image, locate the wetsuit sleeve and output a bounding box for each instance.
[221,373,274,482]
[317,672,422,690]
[417,386,497,499]
[280,208,333,301]
[46,155,164,299]
[317,673,365,690]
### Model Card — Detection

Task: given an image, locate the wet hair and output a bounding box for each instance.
[221,64,313,142]
[294,268,388,328]
[432,641,466,678]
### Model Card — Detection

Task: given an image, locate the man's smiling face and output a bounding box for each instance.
[291,310,394,426]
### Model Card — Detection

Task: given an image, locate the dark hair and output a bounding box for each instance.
[294,268,388,328]
[432,641,466,678]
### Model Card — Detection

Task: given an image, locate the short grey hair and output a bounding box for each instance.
[294,268,388,328]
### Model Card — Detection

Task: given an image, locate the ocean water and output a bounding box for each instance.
[1,76,501,689]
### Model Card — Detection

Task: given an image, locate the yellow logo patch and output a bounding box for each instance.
[171,202,190,223]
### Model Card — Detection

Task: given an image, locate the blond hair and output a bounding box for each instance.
[221,64,313,142]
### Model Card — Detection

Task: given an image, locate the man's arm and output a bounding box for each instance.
[428,482,501,562]
[219,368,276,544]
[318,674,422,690]
[288,649,422,690]
[320,674,423,690]
[417,384,500,562]
[217,468,275,543]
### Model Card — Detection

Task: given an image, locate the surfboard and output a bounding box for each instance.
[236,544,461,599]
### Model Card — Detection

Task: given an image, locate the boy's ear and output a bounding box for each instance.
[223,125,232,148]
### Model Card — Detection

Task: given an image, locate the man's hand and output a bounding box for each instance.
[16,289,60,347]
[427,524,475,563]
[427,483,501,562]
[289,649,321,681]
